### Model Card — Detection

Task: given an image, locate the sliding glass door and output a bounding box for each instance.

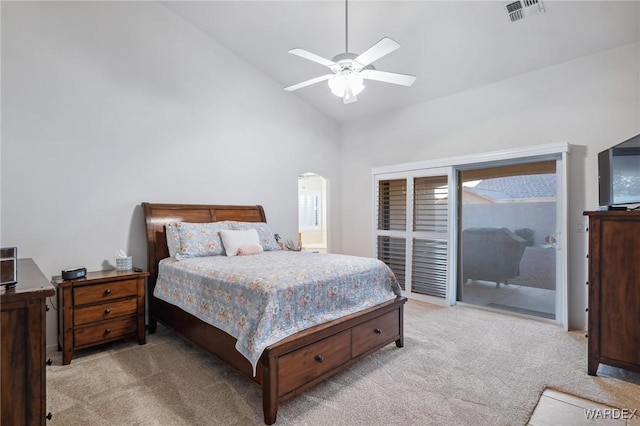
[457,161,558,319]
[373,143,568,326]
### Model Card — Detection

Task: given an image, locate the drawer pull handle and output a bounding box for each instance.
[374,328,382,334]
[46,358,53,366]
[105,328,111,335]
[104,289,112,295]
[105,309,111,314]
[315,355,324,363]
[46,412,53,421]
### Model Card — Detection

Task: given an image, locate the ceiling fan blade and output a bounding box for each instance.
[284,74,333,92]
[360,70,417,87]
[353,37,401,70]
[288,48,337,68]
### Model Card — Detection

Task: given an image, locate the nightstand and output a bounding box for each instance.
[52,268,148,365]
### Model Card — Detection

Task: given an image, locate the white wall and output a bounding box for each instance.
[3,3,637,344]
[1,2,340,346]
[339,42,640,330]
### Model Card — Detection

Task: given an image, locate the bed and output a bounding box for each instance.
[142,202,407,424]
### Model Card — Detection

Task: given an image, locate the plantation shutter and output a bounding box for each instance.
[412,239,447,297]
[413,176,448,233]
[375,172,451,303]
[411,176,449,298]
[299,194,320,230]
[376,178,407,289]
[377,179,406,231]
[377,236,406,290]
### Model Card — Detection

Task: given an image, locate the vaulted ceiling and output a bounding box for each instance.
[163,1,640,123]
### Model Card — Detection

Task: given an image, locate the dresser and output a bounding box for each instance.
[584,211,640,375]
[1,258,55,425]
[53,269,148,365]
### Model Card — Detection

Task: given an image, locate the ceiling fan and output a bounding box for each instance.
[284,0,416,105]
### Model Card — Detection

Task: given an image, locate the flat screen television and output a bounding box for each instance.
[598,133,640,209]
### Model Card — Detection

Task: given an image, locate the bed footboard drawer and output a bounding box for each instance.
[352,310,400,358]
[74,316,138,348]
[278,330,351,396]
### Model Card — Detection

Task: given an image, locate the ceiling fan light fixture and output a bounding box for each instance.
[284,0,415,103]
[328,71,364,98]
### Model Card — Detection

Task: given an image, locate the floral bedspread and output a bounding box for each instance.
[154,251,402,374]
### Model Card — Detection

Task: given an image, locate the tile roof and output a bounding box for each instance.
[465,174,556,201]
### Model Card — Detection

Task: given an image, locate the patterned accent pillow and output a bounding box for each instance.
[174,221,233,260]
[230,222,280,251]
[165,222,180,258]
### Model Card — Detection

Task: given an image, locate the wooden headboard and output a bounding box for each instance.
[141,203,267,293]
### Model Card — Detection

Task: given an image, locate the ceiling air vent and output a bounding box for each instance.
[505,0,545,22]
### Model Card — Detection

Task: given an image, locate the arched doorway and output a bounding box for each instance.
[298,173,328,253]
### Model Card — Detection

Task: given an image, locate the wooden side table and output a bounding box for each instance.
[52,268,148,365]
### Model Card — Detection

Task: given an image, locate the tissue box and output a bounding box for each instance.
[116,256,132,271]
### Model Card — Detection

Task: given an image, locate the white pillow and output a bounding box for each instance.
[219,229,261,257]
[229,221,280,251]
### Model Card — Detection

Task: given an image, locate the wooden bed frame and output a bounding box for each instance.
[142,202,407,424]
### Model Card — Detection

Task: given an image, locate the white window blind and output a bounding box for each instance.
[299,193,321,231]
[411,176,449,298]
[377,236,407,290]
[376,178,408,290]
[414,176,448,233]
[412,238,448,297]
[378,179,406,231]
[375,173,451,304]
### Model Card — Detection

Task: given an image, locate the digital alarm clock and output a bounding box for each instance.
[61,267,87,280]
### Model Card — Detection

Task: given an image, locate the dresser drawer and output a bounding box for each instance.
[278,330,351,396]
[352,310,400,358]
[74,279,138,306]
[74,316,137,348]
[74,298,137,326]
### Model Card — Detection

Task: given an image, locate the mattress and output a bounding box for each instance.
[154,251,402,374]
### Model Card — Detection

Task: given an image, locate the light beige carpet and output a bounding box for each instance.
[47,301,640,425]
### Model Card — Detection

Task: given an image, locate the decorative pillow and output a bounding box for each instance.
[236,245,263,256]
[230,222,280,251]
[165,222,181,258]
[174,221,233,260]
[219,229,261,257]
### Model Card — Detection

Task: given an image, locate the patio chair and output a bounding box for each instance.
[462,227,527,287]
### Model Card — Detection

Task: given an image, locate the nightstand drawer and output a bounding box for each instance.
[74,316,137,348]
[74,298,137,326]
[278,330,351,396]
[351,310,400,358]
[74,279,138,305]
